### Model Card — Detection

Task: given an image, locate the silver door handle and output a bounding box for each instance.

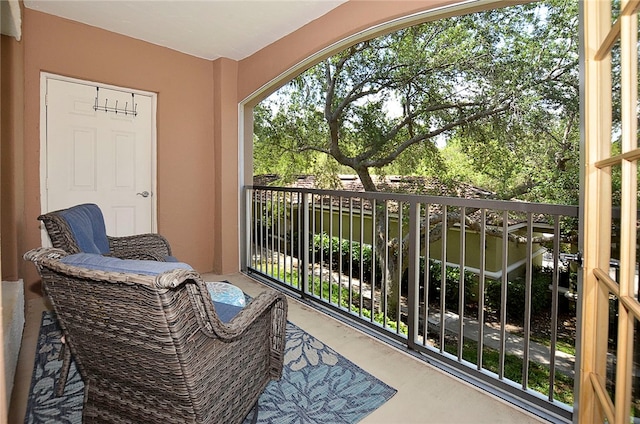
[136,191,150,198]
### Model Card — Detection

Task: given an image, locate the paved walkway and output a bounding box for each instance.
[426,310,576,376]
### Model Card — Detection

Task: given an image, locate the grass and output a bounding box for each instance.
[529,334,576,356]
[258,262,408,333]
[443,337,575,405]
[257,260,574,405]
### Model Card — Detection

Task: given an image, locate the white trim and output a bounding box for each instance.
[39,72,158,246]
[39,74,48,246]
[2,279,24,409]
[238,102,246,271]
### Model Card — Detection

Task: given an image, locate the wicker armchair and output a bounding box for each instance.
[38,203,174,261]
[25,247,288,424]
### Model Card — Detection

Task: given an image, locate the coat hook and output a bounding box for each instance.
[93,87,138,117]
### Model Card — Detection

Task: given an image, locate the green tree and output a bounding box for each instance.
[254,0,579,315]
[445,2,580,204]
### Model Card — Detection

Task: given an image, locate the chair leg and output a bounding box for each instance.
[245,400,259,424]
[55,339,72,396]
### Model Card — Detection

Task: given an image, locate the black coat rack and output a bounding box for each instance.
[93,87,138,117]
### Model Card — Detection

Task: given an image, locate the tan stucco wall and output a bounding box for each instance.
[1,33,25,282]
[212,58,240,273]
[19,10,216,297]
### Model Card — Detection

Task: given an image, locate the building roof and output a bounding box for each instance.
[252,174,571,234]
[254,174,496,200]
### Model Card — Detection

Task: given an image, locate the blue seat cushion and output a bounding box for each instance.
[212,301,243,323]
[58,204,110,254]
[60,253,192,276]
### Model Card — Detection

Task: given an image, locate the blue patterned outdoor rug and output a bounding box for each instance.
[26,311,396,423]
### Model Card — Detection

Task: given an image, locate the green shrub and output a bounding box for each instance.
[485,267,552,320]
[417,259,476,308]
[307,232,378,283]
[295,232,554,322]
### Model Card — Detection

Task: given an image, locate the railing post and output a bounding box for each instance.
[242,187,251,272]
[499,210,509,378]
[301,191,310,297]
[458,206,466,361]
[440,206,448,351]
[408,202,420,350]
[522,212,533,390]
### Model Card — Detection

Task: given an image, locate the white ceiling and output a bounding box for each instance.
[23,0,347,60]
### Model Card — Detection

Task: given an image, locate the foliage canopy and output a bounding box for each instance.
[254,0,580,205]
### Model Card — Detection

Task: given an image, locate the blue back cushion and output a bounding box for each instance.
[58,204,110,254]
[60,253,193,275]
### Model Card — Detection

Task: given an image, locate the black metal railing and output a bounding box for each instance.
[244,185,579,422]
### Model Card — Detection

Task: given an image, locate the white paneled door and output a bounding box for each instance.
[42,76,156,238]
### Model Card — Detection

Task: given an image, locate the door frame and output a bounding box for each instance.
[579,1,640,423]
[39,72,158,245]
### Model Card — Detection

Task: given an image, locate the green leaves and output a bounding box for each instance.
[255,0,580,204]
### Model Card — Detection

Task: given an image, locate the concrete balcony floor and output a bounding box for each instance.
[9,273,547,423]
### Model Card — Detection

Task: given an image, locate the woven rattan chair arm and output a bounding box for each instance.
[210,291,287,341]
[155,268,201,289]
[155,269,288,342]
[266,292,287,379]
[218,290,288,380]
[108,233,172,258]
[24,247,68,264]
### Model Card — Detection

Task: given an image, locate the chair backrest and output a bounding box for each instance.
[39,204,110,254]
[49,267,205,420]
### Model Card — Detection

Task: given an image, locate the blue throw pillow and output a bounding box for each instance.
[60,253,193,276]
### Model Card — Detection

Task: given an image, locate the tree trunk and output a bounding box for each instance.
[355,167,402,319]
